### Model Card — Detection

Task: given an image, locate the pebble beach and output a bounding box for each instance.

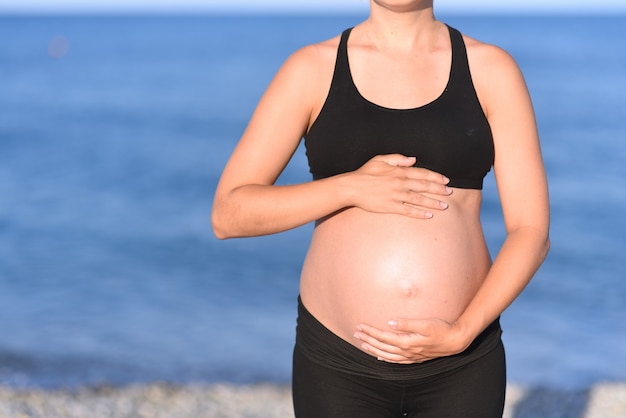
[1,383,625,418]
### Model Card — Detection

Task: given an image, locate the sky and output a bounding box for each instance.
[0,0,625,14]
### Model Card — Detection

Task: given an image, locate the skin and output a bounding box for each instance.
[212,0,550,364]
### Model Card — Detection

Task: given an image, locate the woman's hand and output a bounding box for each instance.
[353,318,473,364]
[345,154,452,219]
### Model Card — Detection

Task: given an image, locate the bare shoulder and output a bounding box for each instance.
[278,34,340,126]
[257,34,340,127]
[461,33,530,116]
[463,34,522,73]
[279,35,340,83]
[310,34,342,60]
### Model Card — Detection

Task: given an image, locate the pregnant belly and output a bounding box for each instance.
[299,204,492,347]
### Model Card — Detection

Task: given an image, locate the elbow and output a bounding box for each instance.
[212,224,229,241]
[534,224,551,264]
[508,223,551,264]
[211,204,233,240]
[533,225,551,264]
[211,215,227,240]
[541,234,551,261]
[212,189,258,239]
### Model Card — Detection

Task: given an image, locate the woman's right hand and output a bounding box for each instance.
[345,154,452,219]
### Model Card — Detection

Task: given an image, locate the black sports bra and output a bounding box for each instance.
[304,25,494,189]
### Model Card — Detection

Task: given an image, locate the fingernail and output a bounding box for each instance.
[353,333,361,340]
[443,176,450,183]
[445,187,452,194]
[388,320,398,328]
[439,201,448,209]
[425,212,433,219]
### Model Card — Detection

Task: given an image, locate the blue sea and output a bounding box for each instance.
[0,14,624,390]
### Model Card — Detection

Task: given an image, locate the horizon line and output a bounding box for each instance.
[1,2,626,16]
[0,8,625,17]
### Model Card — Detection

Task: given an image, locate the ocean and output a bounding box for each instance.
[0,14,624,390]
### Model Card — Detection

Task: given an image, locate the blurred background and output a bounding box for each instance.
[0,0,625,389]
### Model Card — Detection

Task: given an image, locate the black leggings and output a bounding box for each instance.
[292,298,506,418]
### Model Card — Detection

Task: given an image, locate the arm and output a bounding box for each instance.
[353,43,550,363]
[212,43,452,239]
[212,45,330,239]
[453,44,550,345]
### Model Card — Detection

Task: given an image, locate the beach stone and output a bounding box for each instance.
[503,384,527,418]
[583,382,626,418]
[1,382,626,418]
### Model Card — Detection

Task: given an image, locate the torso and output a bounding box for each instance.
[300,191,492,346]
[300,22,494,351]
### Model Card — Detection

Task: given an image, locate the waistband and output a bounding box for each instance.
[295,296,502,381]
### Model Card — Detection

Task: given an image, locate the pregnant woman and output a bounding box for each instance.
[212,1,550,417]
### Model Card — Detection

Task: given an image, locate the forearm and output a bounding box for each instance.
[212,175,349,239]
[457,226,550,341]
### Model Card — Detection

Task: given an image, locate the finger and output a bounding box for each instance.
[396,203,438,220]
[355,325,412,352]
[405,167,451,185]
[388,318,431,334]
[358,337,406,357]
[372,154,417,167]
[355,324,399,345]
[404,179,453,196]
[400,193,449,211]
[362,343,432,365]
[353,329,412,359]
[362,344,411,363]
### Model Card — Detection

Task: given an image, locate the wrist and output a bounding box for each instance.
[453,316,484,351]
[333,171,357,208]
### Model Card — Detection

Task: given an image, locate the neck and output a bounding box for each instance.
[365,1,437,51]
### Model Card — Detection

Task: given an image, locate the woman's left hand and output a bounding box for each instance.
[353,318,472,364]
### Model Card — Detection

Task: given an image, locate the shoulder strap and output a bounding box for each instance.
[334,28,353,78]
[321,27,354,98]
[339,28,353,52]
[446,25,473,87]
